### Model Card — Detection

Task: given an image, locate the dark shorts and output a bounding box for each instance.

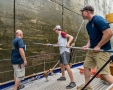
[60,51,70,65]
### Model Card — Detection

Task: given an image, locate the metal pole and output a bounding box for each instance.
[44,54,45,71]
[14,0,15,38]
[32,43,113,53]
[62,0,64,30]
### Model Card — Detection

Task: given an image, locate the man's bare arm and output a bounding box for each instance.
[96,28,112,48]
[66,34,73,44]
[66,34,74,46]
[19,48,27,66]
[82,37,90,50]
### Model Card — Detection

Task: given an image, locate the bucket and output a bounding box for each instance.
[106,13,113,24]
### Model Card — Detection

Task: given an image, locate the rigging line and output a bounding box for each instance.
[70,20,84,63]
[74,20,84,42]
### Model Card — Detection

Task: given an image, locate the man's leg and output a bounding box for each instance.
[13,65,20,90]
[13,64,25,90]
[57,63,66,81]
[102,74,113,84]
[65,64,76,89]
[77,51,95,89]
[96,52,113,84]
[65,65,74,82]
[60,63,65,77]
[14,76,21,90]
[84,67,91,87]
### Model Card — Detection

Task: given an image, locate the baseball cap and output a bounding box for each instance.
[80,5,94,12]
[53,25,61,31]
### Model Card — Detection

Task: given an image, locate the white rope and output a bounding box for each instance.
[74,20,84,42]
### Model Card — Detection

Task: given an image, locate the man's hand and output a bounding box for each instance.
[82,45,89,50]
[93,46,100,52]
[66,43,70,48]
[82,39,90,50]
[24,60,27,66]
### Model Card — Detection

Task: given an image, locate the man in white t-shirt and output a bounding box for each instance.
[53,25,76,89]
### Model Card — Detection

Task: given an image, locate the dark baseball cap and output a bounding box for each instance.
[80,5,94,12]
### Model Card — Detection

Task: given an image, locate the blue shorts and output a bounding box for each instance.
[60,51,70,65]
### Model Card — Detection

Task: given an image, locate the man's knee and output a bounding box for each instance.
[84,67,91,71]
[60,63,64,67]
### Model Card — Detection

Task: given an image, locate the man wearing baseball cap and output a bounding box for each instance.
[53,25,76,89]
[77,5,113,90]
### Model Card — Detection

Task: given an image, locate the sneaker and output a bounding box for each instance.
[66,82,76,89]
[18,84,25,90]
[57,77,66,81]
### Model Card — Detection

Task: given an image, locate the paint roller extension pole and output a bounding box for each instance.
[33,43,113,53]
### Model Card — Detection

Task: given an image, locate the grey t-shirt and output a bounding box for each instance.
[58,32,70,54]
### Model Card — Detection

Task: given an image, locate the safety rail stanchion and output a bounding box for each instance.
[44,54,45,72]
[81,56,112,90]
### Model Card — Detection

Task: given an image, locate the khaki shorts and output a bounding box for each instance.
[84,51,111,74]
[13,64,25,81]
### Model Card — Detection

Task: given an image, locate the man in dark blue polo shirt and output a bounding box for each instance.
[77,5,113,90]
[11,30,27,90]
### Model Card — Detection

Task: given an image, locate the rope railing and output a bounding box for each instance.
[0,60,58,74]
[0,70,14,74]
[0,52,59,64]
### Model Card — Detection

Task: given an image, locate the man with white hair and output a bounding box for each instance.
[11,29,27,90]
